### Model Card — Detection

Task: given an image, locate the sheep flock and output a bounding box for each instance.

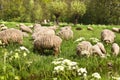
[0,23,120,57]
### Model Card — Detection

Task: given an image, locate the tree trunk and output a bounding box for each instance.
[74,15,79,25]
[55,14,60,25]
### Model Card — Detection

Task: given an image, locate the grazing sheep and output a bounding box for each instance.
[19,23,32,33]
[0,24,5,27]
[87,26,93,31]
[97,42,106,54]
[60,26,72,31]
[32,29,55,40]
[0,26,8,31]
[92,43,106,58]
[101,29,116,43]
[0,28,23,45]
[111,43,120,56]
[33,34,62,56]
[57,26,73,40]
[22,32,29,37]
[33,23,41,32]
[112,28,120,33]
[76,41,92,57]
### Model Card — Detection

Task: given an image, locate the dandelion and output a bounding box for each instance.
[20,46,30,53]
[92,72,101,79]
[74,37,85,43]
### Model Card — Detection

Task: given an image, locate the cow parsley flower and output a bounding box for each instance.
[54,66,64,73]
[20,46,30,53]
[92,72,101,79]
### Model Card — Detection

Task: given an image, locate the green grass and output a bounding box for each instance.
[0,21,120,80]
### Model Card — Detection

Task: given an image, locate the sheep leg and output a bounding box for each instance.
[53,48,59,56]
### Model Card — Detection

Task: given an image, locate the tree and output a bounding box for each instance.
[48,1,67,25]
[70,0,86,25]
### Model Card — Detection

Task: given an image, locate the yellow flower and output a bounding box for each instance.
[14,53,19,59]
[23,52,27,57]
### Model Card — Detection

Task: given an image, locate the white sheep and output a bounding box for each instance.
[76,41,92,57]
[0,28,23,45]
[87,26,93,31]
[19,23,32,33]
[96,42,106,54]
[112,28,120,33]
[111,43,120,56]
[92,43,106,58]
[32,28,55,40]
[101,29,116,43]
[33,34,62,56]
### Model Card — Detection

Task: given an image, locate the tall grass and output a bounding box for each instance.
[0,21,120,80]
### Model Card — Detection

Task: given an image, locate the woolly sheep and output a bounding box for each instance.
[111,43,120,56]
[0,28,23,45]
[19,23,32,33]
[87,26,93,31]
[92,45,106,58]
[60,26,72,31]
[33,34,62,56]
[33,23,41,32]
[112,28,120,33]
[0,26,8,31]
[57,26,73,40]
[92,42,106,58]
[22,32,29,37]
[76,41,92,57]
[96,42,106,54]
[101,29,116,43]
[32,29,55,40]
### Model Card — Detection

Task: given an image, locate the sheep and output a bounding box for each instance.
[87,26,93,31]
[101,29,116,43]
[60,26,72,31]
[22,32,29,37]
[0,28,23,45]
[32,29,55,40]
[96,42,106,54]
[76,41,92,57]
[57,26,73,40]
[19,23,32,33]
[112,28,120,33]
[33,23,41,32]
[33,34,62,56]
[92,42,106,58]
[0,26,8,31]
[111,43,120,56]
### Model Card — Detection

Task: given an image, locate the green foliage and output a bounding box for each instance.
[71,0,86,16]
[48,1,67,16]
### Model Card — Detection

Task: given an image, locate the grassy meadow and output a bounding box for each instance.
[0,21,120,80]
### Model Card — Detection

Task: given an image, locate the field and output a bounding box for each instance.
[0,21,120,80]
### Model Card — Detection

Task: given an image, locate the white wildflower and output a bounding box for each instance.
[15,76,20,80]
[62,59,72,65]
[74,37,85,43]
[77,68,87,74]
[92,72,101,79]
[54,66,64,72]
[112,76,120,80]
[20,46,30,53]
[52,61,62,65]
[53,77,57,80]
